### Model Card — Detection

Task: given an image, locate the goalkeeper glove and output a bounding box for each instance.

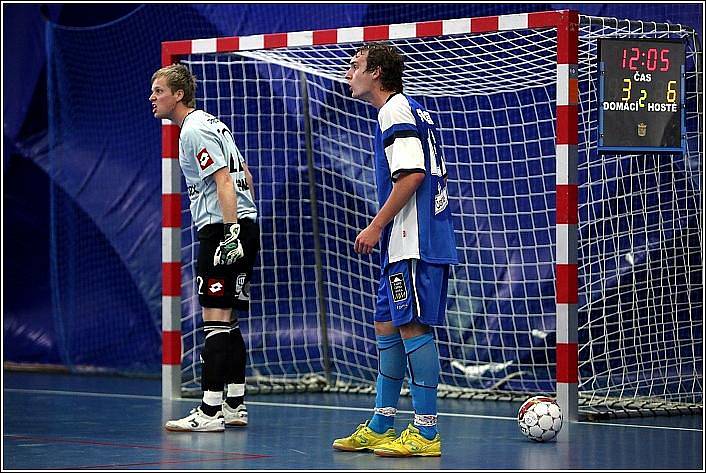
[213,223,244,266]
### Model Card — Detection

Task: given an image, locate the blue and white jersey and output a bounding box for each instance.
[374,93,458,269]
[179,110,257,230]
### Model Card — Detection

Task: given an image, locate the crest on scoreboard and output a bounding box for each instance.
[637,122,647,137]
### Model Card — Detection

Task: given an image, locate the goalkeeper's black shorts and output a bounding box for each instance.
[196,218,260,310]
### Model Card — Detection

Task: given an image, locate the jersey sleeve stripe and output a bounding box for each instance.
[383,128,420,149]
[391,167,426,181]
[381,121,417,137]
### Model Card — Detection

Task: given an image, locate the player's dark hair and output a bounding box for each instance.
[151,63,197,108]
[356,42,404,93]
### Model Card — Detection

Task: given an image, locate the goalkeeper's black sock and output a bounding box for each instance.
[226,323,247,408]
[225,389,245,409]
[201,321,231,415]
[200,391,223,417]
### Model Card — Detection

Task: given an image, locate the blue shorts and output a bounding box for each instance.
[374,259,450,327]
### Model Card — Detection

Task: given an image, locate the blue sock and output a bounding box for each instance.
[369,333,405,434]
[403,332,440,440]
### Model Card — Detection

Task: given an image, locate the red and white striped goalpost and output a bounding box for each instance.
[160,10,580,424]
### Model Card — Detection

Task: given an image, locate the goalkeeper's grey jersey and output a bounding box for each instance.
[179,110,258,230]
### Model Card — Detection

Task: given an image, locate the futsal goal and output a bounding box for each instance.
[160,10,702,420]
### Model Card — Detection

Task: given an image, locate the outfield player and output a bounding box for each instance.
[332,43,458,457]
[150,64,259,432]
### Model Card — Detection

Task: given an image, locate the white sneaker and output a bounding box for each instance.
[165,406,225,432]
[223,402,248,426]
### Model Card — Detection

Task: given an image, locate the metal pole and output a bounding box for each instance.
[299,70,332,385]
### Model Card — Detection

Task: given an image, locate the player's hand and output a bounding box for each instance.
[213,223,244,266]
[354,223,382,255]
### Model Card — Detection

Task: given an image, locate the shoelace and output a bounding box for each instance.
[352,424,368,439]
[393,429,412,444]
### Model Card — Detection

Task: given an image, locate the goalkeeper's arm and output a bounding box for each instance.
[213,167,244,265]
[243,161,255,201]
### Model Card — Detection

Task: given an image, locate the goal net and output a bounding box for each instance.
[164,11,702,418]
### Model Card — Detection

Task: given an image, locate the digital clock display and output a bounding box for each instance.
[621,46,672,72]
[598,38,685,152]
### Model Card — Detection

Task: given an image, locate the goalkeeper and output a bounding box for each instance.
[150,64,260,432]
[333,43,458,457]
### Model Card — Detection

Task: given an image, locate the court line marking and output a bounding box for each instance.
[4,387,702,433]
[5,433,269,457]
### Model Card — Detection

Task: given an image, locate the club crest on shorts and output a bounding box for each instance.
[234,273,246,294]
[234,273,250,301]
[389,273,408,303]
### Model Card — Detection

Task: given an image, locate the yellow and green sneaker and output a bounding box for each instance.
[332,420,396,452]
[373,424,441,457]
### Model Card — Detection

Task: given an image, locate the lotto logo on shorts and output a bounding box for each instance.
[197,148,214,170]
[389,273,408,303]
[208,278,225,296]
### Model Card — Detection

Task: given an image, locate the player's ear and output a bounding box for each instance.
[371,66,381,80]
[175,89,185,103]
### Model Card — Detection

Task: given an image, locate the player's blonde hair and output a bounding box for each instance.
[151,63,197,108]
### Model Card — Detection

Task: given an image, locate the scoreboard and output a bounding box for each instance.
[598,38,685,152]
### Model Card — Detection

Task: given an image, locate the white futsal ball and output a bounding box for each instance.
[517,396,563,442]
